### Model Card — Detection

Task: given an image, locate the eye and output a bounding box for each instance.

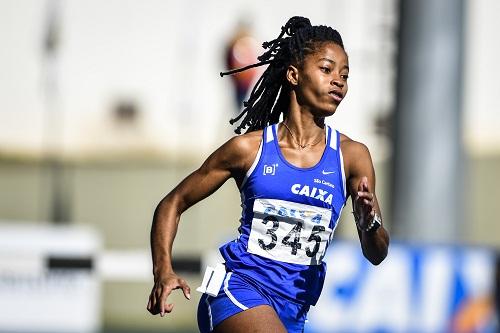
[320,67,331,74]
[341,74,349,80]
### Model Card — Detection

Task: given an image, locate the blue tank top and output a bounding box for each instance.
[219,123,347,305]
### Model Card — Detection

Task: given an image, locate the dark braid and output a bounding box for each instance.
[221,16,344,134]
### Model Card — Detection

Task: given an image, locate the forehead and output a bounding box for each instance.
[304,42,348,66]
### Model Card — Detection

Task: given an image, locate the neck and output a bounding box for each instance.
[284,98,325,139]
[282,115,325,150]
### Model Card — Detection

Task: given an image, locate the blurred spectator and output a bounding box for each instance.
[224,23,260,111]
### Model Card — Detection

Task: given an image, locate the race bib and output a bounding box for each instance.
[248,198,333,265]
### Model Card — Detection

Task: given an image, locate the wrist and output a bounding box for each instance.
[153,262,174,276]
[353,211,382,233]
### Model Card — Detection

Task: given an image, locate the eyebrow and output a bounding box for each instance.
[318,57,349,71]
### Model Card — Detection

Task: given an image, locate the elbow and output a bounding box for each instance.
[154,193,183,218]
[368,253,387,266]
[363,246,388,266]
[365,230,390,265]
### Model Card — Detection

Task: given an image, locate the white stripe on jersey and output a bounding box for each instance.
[339,144,347,198]
[205,296,214,331]
[266,126,274,143]
[241,139,263,188]
[223,272,248,310]
[329,127,337,150]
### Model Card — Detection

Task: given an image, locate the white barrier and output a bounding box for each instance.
[0,223,101,333]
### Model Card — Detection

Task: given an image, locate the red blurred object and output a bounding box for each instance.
[225,26,260,108]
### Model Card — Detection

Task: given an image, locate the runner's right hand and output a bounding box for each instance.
[147,270,191,316]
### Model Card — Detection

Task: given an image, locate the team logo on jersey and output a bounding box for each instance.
[291,183,333,204]
[263,163,278,176]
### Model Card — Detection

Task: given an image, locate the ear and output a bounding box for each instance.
[286,65,299,86]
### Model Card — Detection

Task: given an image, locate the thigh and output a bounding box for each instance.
[213,304,287,333]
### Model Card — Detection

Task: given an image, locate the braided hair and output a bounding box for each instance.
[221,16,344,134]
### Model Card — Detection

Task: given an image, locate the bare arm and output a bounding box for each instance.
[342,139,389,265]
[147,133,259,316]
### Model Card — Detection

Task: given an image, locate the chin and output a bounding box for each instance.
[321,105,339,117]
[311,103,339,117]
[314,111,336,120]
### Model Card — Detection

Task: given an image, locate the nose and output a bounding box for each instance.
[331,77,344,88]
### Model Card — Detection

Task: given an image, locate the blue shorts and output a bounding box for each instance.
[197,270,310,333]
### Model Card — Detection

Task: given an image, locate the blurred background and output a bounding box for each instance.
[0,0,499,332]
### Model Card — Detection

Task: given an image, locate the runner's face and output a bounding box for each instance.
[294,42,349,116]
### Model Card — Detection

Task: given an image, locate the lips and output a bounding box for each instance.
[329,90,343,103]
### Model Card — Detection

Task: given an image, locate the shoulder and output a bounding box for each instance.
[227,129,263,152]
[339,133,370,158]
[224,129,262,159]
[215,129,263,172]
[339,133,373,177]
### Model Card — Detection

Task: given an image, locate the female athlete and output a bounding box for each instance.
[147,16,389,333]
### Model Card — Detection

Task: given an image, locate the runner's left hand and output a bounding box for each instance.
[354,176,375,229]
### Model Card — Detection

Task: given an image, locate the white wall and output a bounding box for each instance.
[1,0,398,160]
[464,0,500,155]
